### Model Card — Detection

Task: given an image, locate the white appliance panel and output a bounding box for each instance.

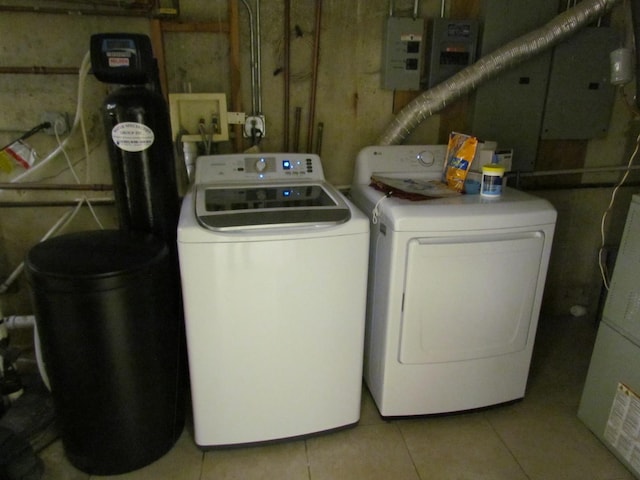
[578,322,640,479]
[350,144,557,417]
[179,153,369,446]
[579,195,640,479]
[180,232,368,446]
[602,195,640,344]
[400,232,544,364]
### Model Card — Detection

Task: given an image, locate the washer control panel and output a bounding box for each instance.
[195,153,325,184]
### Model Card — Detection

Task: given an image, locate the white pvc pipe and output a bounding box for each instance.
[2,315,50,391]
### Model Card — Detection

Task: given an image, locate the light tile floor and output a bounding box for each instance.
[38,315,636,480]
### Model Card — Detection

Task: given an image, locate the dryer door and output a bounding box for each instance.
[399,231,545,364]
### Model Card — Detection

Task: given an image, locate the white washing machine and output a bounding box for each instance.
[178,153,369,447]
[350,145,557,417]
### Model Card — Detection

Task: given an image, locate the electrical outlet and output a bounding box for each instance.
[41,112,70,136]
[243,115,266,139]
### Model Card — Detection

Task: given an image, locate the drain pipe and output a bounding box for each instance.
[377,0,622,145]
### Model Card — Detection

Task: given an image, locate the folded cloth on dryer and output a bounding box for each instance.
[370,174,460,200]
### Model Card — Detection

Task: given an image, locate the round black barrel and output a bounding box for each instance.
[24,230,185,475]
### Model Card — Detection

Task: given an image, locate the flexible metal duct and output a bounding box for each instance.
[377,0,622,145]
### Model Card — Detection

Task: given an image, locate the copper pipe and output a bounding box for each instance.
[284,0,291,151]
[0,199,114,208]
[293,107,302,152]
[0,6,151,16]
[315,122,324,156]
[0,66,79,75]
[306,0,322,153]
[0,183,113,191]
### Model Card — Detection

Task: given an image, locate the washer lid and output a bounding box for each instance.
[194,182,351,230]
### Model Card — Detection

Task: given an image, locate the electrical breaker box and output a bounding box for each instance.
[469,0,558,172]
[426,18,478,88]
[381,16,425,91]
[541,27,619,139]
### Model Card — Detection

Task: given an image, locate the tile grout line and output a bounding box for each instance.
[197,448,205,480]
[482,411,532,480]
[304,438,312,480]
[395,421,424,480]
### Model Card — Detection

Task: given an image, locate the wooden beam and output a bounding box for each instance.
[449,0,481,19]
[160,20,229,33]
[149,18,169,100]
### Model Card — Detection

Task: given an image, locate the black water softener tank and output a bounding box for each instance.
[25,33,186,475]
[92,33,181,250]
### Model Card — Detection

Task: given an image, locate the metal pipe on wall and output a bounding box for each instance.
[255,0,263,115]
[0,67,78,75]
[512,164,640,177]
[0,199,114,208]
[239,0,263,116]
[240,0,258,115]
[0,183,112,191]
[306,0,323,153]
[0,5,153,16]
[316,122,324,155]
[377,0,622,145]
[284,0,291,150]
[293,107,302,152]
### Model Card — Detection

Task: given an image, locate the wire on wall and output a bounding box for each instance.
[10,52,91,184]
[598,129,640,291]
[0,50,105,293]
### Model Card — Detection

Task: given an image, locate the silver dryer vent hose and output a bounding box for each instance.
[377,0,622,145]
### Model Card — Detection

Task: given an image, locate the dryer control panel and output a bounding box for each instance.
[352,145,447,185]
[195,153,325,184]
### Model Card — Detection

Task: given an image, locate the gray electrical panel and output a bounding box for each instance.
[471,56,553,172]
[469,0,558,172]
[426,18,479,88]
[381,16,425,91]
[541,27,619,139]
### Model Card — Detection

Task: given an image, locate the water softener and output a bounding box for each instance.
[25,34,186,475]
[90,33,180,245]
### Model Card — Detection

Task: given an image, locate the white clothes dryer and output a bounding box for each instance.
[350,145,557,417]
[178,153,369,447]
